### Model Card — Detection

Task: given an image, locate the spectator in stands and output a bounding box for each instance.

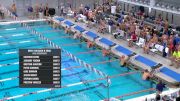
[128,32,137,47]
[79,4,84,14]
[156,81,165,94]
[135,26,141,37]
[156,14,162,25]
[170,47,180,68]
[161,33,168,57]
[98,19,106,33]
[143,41,150,54]
[174,34,180,47]
[151,33,158,44]
[175,45,180,68]
[108,18,114,34]
[11,3,17,17]
[168,34,175,55]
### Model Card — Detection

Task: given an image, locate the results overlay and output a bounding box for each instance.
[19,49,61,88]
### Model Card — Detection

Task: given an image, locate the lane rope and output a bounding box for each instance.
[0,71,139,101]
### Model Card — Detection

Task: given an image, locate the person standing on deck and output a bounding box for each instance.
[156,81,165,94]
[39,4,43,19]
[44,3,49,17]
[11,3,17,17]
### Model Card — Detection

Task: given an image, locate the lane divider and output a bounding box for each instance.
[74,50,101,55]
[0,71,139,101]
[61,42,87,47]
[0,50,101,68]
[103,88,155,101]
[0,35,75,48]
[0,59,119,82]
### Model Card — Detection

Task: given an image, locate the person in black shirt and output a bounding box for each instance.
[176,90,180,101]
[156,81,165,93]
[44,3,49,16]
[155,94,161,101]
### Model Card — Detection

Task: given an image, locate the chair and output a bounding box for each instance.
[136,37,145,47]
[150,44,169,55]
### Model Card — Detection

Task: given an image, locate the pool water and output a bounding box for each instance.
[0,21,156,101]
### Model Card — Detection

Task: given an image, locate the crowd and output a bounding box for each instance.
[60,1,180,68]
[152,90,180,101]
[27,3,49,19]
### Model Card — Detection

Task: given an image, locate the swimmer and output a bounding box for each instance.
[102,48,110,57]
[52,22,58,29]
[73,32,81,39]
[65,26,70,34]
[119,55,129,67]
[142,69,152,80]
[87,40,93,48]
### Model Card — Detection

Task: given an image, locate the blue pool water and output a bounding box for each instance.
[0,21,156,101]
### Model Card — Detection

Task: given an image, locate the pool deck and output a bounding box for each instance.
[67,19,180,73]
[1,16,179,72]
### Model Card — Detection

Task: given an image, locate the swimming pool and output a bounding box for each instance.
[0,21,156,101]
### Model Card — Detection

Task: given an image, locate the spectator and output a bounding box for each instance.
[170,47,180,68]
[155,94,161,101]
[161,33,168,57]
[176,90,180,101]
[128,32,137,47]
[168,34,174,55]
[108,18,114,34]
[174,34,180,47]
[98,19,106,33]
[162,95,170,101]
[143,41,150,54]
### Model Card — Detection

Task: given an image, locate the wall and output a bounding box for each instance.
[118,1,180,26]
[1,0,180,25]
[0,0,98,16]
